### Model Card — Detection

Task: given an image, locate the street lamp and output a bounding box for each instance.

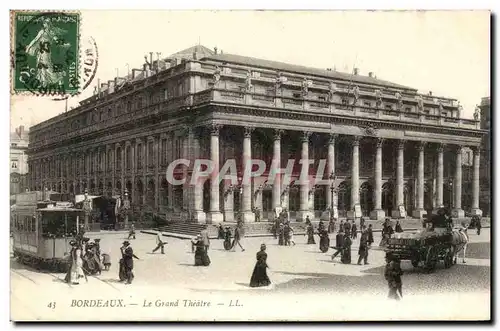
[329,172,338,220]
[122,188,131,229]
[83,188,92,232]
[448,178,453,212]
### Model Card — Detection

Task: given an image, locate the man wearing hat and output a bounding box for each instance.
[120,241,139,284]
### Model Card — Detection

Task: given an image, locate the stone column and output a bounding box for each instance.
[153,136,160,210]
[321,133,337,220]
[347,136,361,220]
[392,140,406,218]
[413,141,426,218]
[297,131,313,222]
[452,146,465,218]
[471,146,483,216]
[241,127,255,222]
[222,180,235,223]
[191,129,206,223]
[434,143,445,211]
[207,124,223,223]
[271,129,283,220]
[370,138,385,220]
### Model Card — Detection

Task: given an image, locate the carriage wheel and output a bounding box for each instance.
[424,246,438,272]
[411,259,420,268]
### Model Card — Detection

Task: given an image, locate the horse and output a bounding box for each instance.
[451,227,469,264]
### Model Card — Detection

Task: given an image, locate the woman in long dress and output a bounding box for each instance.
[192,235,210,266]
[67,243,86,284]
[250,244,271,288]
[306,223,316,244]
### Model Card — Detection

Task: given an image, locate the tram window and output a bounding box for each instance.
[41,211,80,238]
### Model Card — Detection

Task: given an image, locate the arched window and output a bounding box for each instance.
[359,182,374,216]
[337,181,351,217]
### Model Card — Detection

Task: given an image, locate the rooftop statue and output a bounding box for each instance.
[474,105,480,121]
[328,82,337,101]
[213,65,221,85]
[415,95,424,111]
[395,92,403,109]
[245,70,253,92]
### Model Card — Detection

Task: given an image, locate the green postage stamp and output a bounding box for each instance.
[12,11,80,95]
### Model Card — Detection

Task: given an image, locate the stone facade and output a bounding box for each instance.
[27,46,486,223]
[11,125,29,195]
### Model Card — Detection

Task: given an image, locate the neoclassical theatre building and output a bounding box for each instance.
[27,45,486,224]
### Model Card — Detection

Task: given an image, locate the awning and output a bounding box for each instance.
[74,194,101,204]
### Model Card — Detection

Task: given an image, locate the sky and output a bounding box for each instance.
[10,10,490,131]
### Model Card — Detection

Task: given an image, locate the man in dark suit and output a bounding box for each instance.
[231,221,245,252]
[121,241,139,285]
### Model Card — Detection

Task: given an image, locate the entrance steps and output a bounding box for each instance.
[140,217,490,240]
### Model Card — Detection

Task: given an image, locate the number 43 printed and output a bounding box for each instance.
[47,302,56,309]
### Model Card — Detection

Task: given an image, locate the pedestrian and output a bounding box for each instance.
[305,215,311,225]
[357,229,369,265]
[331,229,344,260]
[223,226,233,250]
[249,244,271,288]
[384,253,403,300]
[318,220,325,233]
[340,232,352,264]
[152,231,166,254]
[120,241,139,285]
[351,221,358,239]
[344,219,352,235]
[231,222,245,252]
[192,235,210,266]
[395,220,403,233]
[476,217,482,235]
[319,229,330,252]
[200,228,210,251]
[127,223,136,240]
[380,218,394,247]
[289,227,296,246]
[65,240,86,285]
[367,224,374,246]
[360,217,365,230]
[278,222,285,246]
[306,222,316,244]
[217,224,224,239]
[328,218,336,234]
[284,223,291,246]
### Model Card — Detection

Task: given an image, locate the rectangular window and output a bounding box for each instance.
[364,102,372,107]
[161,139,167,164]
[318,95,327,101]
[175,139,181,159]
[148,141,154,167]
[292,93,301,99]
[385,104,392,110]
[177,83,183,96]
[405,107,411,112]
[137,145,143,168]
[164,88,168,100]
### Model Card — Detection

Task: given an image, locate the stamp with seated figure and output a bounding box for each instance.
[12,11,80,96]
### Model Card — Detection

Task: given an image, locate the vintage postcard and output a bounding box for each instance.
[9,10,491,322]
